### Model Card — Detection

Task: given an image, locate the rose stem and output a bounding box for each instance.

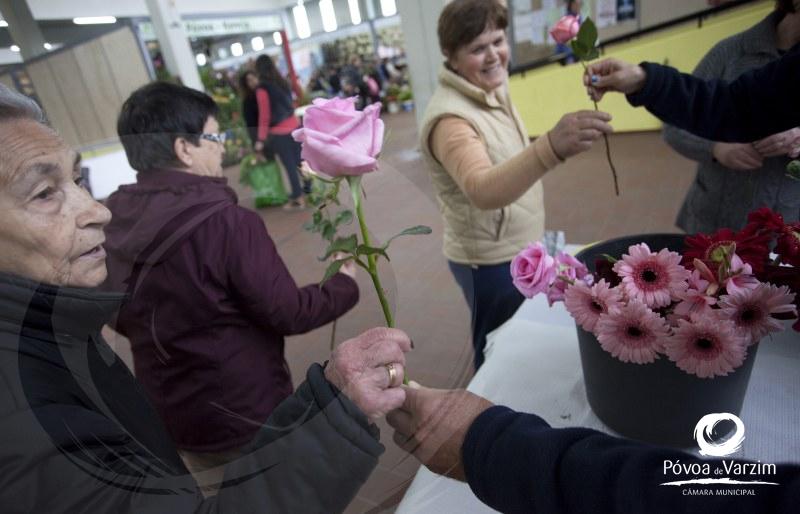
[582,61,620,196]
[349,177,395,328]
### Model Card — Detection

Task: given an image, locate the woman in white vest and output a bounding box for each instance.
[421,0,613,369]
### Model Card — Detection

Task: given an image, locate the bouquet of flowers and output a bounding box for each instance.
[511,208,799,379]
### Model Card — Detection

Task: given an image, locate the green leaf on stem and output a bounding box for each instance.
[601,253,618,263]
[583,47,600,61]
[334,210,354,227]
[570,39,589,60]
[321,234,358,260]
[385,225,433,247]
[321,258,350,286]
[576,17,598,49]
[321,221,336,241]
[357,244,390,261]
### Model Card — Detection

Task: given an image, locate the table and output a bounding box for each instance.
[396,269,800,513]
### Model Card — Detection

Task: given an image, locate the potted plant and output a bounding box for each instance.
[511,208,799,446]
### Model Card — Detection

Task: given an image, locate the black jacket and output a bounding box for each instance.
[0,272,380,513]
[463,406,800,513]
[627,42,800,142]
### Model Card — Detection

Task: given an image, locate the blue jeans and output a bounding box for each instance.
[448,260,524,370]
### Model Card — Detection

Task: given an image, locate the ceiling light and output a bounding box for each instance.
[348,0,362,25]
[231,42,244,57]
[273,31,283,46]
[380,0,397,17]
[73,16,117,25]
[251,36,264,52]
[292,3,311,39]
[196,53,207,66]
[320,0,337,33]
[10,45,20,52]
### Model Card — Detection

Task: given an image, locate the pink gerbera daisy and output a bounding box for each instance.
[564,279,623,332]
[663,316,747,378]
[595,300,670,364]
[613,243,690,308]
[718,284,797,345]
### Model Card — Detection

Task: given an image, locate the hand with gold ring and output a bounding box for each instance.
[324,328,412,420]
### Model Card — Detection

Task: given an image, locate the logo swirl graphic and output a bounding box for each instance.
[694,413,745,457]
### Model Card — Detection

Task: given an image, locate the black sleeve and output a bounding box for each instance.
[626,43,800,143]
[2,365,381,514]
[206,363,383,513]
[462,406,800,514]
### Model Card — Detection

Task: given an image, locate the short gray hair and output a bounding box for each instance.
[0,83,44,123]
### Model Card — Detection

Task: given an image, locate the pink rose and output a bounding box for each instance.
[292,97,384,176]
[550,15,580,45]
[546,251,591,306]
[511,242,557,299]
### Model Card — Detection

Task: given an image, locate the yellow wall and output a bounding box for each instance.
[508,1,773,136]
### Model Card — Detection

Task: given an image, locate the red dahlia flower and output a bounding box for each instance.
[776,223,800,267]
[682,225,771,274]
[746,207,786,235]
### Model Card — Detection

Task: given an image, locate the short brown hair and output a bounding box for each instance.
[437,0,508,57]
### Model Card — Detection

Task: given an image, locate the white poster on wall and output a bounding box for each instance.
[596,0,618,28]
[513,11,535,43]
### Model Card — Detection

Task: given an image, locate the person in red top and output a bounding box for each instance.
[241,56,309,209]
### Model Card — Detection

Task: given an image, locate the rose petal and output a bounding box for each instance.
[296,128,378,176]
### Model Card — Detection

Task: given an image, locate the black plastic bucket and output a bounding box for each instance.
[575,234,758,447]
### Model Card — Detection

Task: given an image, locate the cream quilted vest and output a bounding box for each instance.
[420,66,545,265]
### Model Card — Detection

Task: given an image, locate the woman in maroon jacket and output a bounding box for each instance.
[104,81,359,493]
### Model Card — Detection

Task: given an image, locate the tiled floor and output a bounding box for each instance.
[105,110,699,513]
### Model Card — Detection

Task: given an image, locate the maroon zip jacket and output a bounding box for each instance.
[102,168,359,452]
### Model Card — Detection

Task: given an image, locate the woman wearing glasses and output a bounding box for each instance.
[103,82,361,494]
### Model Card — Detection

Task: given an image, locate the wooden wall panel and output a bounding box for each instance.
[24,60,80,147]
[640,0,709,29]
[100,29,150,103]
[47,50,107,146]
[0,74,15,91]
[73,39,122,140]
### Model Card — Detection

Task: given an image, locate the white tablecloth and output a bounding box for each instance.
[397,281,800,514]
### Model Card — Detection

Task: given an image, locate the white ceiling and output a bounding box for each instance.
[21,0,300,20]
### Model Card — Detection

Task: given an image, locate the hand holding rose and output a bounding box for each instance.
[583,58,648,102]
[324,328,412,419]
[548,110,614,160]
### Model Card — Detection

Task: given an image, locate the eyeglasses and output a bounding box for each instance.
[200,132,227,144]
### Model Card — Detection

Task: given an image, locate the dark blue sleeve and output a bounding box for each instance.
[625,43,800,143]
[462,406,800,514]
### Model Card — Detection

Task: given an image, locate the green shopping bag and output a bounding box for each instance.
[239,154,288,208]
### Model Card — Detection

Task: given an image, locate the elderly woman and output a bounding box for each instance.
[422,0,613,369]
[0,84,409,512]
